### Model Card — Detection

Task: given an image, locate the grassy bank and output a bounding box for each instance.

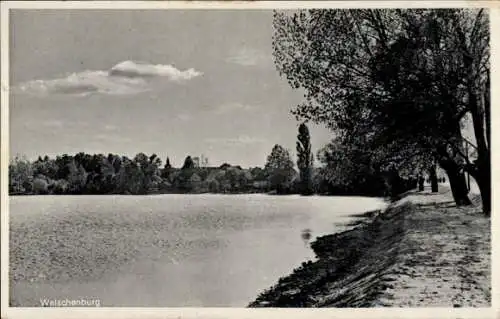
[249,187,490,307]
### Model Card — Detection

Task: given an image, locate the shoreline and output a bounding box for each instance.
[249,187,490,307]
[8,191,384,198]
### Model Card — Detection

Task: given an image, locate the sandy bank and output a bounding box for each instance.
[249,187,490,307]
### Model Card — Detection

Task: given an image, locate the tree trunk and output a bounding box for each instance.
[429,165,439,193]
[440,159,472,206]
[466,157,491,216]
[418,175,424,191]
[437,144,471,207]
[468,89,490,216]
[447,169,472,206]
[389,168,402,198]
[476,167,490,216]
[299,167,313,195]
[485,73,490,149]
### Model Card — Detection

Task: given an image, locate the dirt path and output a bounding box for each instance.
[377,188,491,307]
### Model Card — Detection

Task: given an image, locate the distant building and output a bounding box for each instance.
[252,180,268,190]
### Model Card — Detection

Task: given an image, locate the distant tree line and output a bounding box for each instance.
[8,152,268,195]
[9,133,414,197]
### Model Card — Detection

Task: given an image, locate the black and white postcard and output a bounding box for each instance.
[1,1,497,319]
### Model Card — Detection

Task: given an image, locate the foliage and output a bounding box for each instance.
[165,157,172,169]
[32,177,49,194]
[161,157,174,179]
[182,156,195,170]
[296,123,314,195]
[9,156,34,194]
[316,137,388,196]
[265,144,297,194]
[8,153,271,195]
[272,9,489,210]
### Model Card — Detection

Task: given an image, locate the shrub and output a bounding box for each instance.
[33,178,49,194]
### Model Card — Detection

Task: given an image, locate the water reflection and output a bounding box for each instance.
[301,228,312,246]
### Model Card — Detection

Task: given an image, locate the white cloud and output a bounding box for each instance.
[109,61,202,81]
[227,47,269,66]
[205,135,266,145]
[17,70,148,96]
[14,61,203,96]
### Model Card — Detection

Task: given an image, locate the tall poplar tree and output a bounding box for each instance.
[296,123,314,195]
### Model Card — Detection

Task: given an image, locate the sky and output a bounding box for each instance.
[9,9,333,168]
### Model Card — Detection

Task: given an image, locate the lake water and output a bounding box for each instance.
[9,194,386,307]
